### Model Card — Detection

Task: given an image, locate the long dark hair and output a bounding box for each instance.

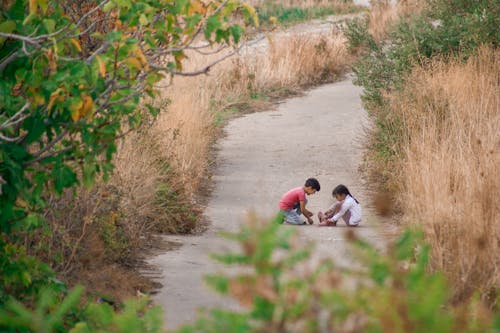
[332,184,359,204]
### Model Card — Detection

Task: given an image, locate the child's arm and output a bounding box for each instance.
[323,202,339,217]
[331,200,352,222]
[300,200,314,223]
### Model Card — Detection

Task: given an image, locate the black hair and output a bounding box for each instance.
[332,184,359,203]
[305,178,320,191]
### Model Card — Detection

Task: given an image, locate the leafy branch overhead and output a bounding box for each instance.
[0,0,258,230]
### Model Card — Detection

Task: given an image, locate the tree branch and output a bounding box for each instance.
[0,32,41,45]
[0,51,20,73]
[1,102,32,130]
[151,43,244,76]
[26,129,69,165]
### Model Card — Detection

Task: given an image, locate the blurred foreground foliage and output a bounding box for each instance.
[3,217,497,332]
[180,218,499,333]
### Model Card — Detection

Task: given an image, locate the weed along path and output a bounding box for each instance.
[148,76,388,330]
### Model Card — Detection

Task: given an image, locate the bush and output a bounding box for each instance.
[347,0,499,111]
[179,217,498,332]
[0,286,164,333]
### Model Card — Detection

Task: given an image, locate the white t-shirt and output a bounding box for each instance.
[332,194,362,225]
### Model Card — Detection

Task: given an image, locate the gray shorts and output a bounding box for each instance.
[281,202,306,225]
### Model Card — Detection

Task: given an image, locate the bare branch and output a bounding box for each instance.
[28,145,75,166]
[86,41,111,64]
[152,44,243,76]
[1,102,32,130]
[193,44,229,55]
[0,51,20,73]
[73,0,110,34]
[0,32,41,45]
[0,132,25,143]
[27,129,69,165]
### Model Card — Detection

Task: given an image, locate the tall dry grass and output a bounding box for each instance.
[248,0,358,10]
[368,0,425,42]
[43,27,352,298]
[217,32,350,98]
[106,30,351,236]
[389,47,499,302]
[149,30,350,199]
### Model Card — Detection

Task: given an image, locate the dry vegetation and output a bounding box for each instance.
[248,0,357,9]
[388,47,499,303]
[41,25,353,300]
[367,0,425,42]
[149,29,351,199]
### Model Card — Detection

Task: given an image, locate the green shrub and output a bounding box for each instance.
[344,18,377,53]
[178,218,498,333]
[348,0,499,111]
[345,0,499,171]
[0,286,164,333]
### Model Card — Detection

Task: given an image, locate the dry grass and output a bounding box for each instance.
[107,30,351,235]
[248,0,359,10]
[151,30,351,198]
[368,0,426,42]
[388,46,499,303]
[40,26,353,299]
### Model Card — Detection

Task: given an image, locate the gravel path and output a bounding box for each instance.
[148,76,389,330]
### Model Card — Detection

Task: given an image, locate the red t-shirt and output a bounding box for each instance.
[279,187,305,210]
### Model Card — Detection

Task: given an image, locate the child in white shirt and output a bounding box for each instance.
[318,184,361,227]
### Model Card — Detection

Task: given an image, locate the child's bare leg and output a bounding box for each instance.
[342,211,352,226]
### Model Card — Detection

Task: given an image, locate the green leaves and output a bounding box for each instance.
[2,0,206,225]
[183,218,497,333]
[0,1,256,331]
[0,20,16,45]
[0,285,164,333]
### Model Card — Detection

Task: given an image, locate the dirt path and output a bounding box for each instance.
[148,77,389,330]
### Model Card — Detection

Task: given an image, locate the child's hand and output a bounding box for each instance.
[307,217,314,225]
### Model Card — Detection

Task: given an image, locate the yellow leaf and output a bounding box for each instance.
[80,93,94,119]
[46,48,56,72]
[174,52,185,70]
[189,0,207,15]
[15,197,29,208]
[96,56,106,78]
[48,88,63,111]
[125,57,142,70]
[69,38,82,52]
[135,48,149,70]
[69,99,84,122]
[31,90,45,106]
[241,3,259,27]
[29,0,37,14]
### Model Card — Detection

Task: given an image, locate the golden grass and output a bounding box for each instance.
[389,47,499,302]
[220,33,350,95]
[149,30,350,198]
[106,29,351,236]
[43,26,352,298]
[248,0,358,9]
[368,0,426,42]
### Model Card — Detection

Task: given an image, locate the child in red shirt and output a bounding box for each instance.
[276,178,320,225]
